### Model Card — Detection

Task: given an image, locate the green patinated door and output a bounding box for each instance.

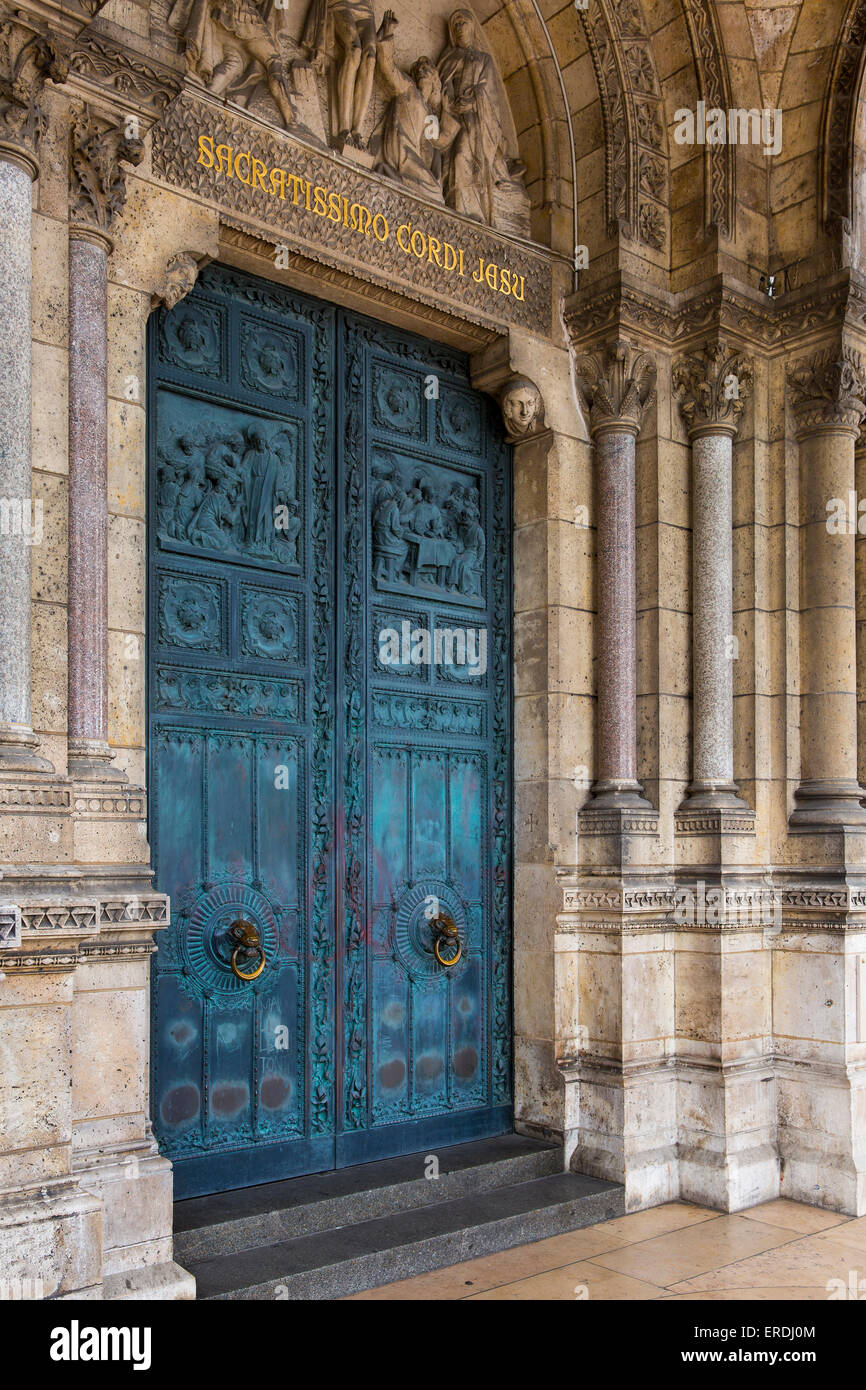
[148,263,512,1198]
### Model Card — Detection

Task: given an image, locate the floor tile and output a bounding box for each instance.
[465,1259,666,1301]
[660,1286,836,1301]
[588,1215,800,1287]
[668,1232,866,1294]
[736,1199,849,1235]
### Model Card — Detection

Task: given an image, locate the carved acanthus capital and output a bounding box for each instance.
[788,345,866,437]
[571,338,656,437]
[0,11,69,174]
[68,105,144,238]
[499,376,546,441]
[154,251,203,310]
[673,341,753,439]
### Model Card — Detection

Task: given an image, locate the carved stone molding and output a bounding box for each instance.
[577,0,668,252]
[571,337,657,436]
[68,33,181,116]
[576,806,659,836]
[499,375,545,441]
[821,0,866,234]
[673,340,754,438]
[0,892,169,972]
[563,266,866,361]
[680,0,734,239]
[787,344,866,435]
[0,903,21,948]
[0,8,69,173]
[0,779,71,812]
[68,102,144,236]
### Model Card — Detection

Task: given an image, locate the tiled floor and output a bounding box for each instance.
[344,1200,866,1300]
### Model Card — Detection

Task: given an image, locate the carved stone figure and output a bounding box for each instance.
[156,251,202,311]
[243,423,283,548]
[302,0,377,148]
[437,8,526,228]
[168,0,297,130]
[373,10,458,201]
[372,480,408,583]
[500,376,544,440]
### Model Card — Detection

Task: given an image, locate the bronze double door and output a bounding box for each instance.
[147,263,512,1198]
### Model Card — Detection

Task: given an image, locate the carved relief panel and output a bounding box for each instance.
[163,0,531,236]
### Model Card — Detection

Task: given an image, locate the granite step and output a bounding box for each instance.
[174,1134,561,1262]
[184,1169,625,1300]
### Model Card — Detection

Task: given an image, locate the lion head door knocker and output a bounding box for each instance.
[228,918,267,981]
[429,909,462,968]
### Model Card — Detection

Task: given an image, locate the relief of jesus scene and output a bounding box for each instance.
[156,403,302,568]
[371,451,485,603]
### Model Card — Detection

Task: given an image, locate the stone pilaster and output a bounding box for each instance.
[787,345,866,828]
[66,106,143,780]
[673,341,754,818]
[571,338,656,814]
[0,22,67,772]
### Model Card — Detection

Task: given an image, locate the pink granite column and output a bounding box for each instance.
[65,110,142,781]
[788,346,866,826]
[0,148,53,771]
[573,340,656,810]
[67,228,124,781]
[673,343,753,812]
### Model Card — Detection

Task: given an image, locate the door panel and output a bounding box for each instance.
[335,314,512,1166]
[148,266,511,1197]
[148,267,337,1198]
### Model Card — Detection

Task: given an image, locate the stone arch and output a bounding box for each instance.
[680,0,735,239]
[821,0,866,238]
[480,0,578,255]
[577,0,670,258]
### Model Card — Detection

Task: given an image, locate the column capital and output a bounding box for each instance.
[0,17,68,176]
[571,338,656,439]
[68,104,144,240]
[788,344,866,438]
[673,340,753,440]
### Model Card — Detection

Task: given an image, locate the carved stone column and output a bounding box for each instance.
[0,26,66,771]
[572,339,656,810]
[673,342,753,813]
[66,107,143,780]
[788,346,866,827]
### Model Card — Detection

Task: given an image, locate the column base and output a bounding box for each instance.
[678,780,751,813]
[587,779,655,811]
[0,726,54,774]
[789,779,866,828]
[67,739,127,783]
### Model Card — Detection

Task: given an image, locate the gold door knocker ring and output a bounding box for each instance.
[228,919,266,981]
[431,912,462,968]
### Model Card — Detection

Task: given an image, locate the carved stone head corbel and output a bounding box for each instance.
[499,376,546,441]
[153,250,207,311]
